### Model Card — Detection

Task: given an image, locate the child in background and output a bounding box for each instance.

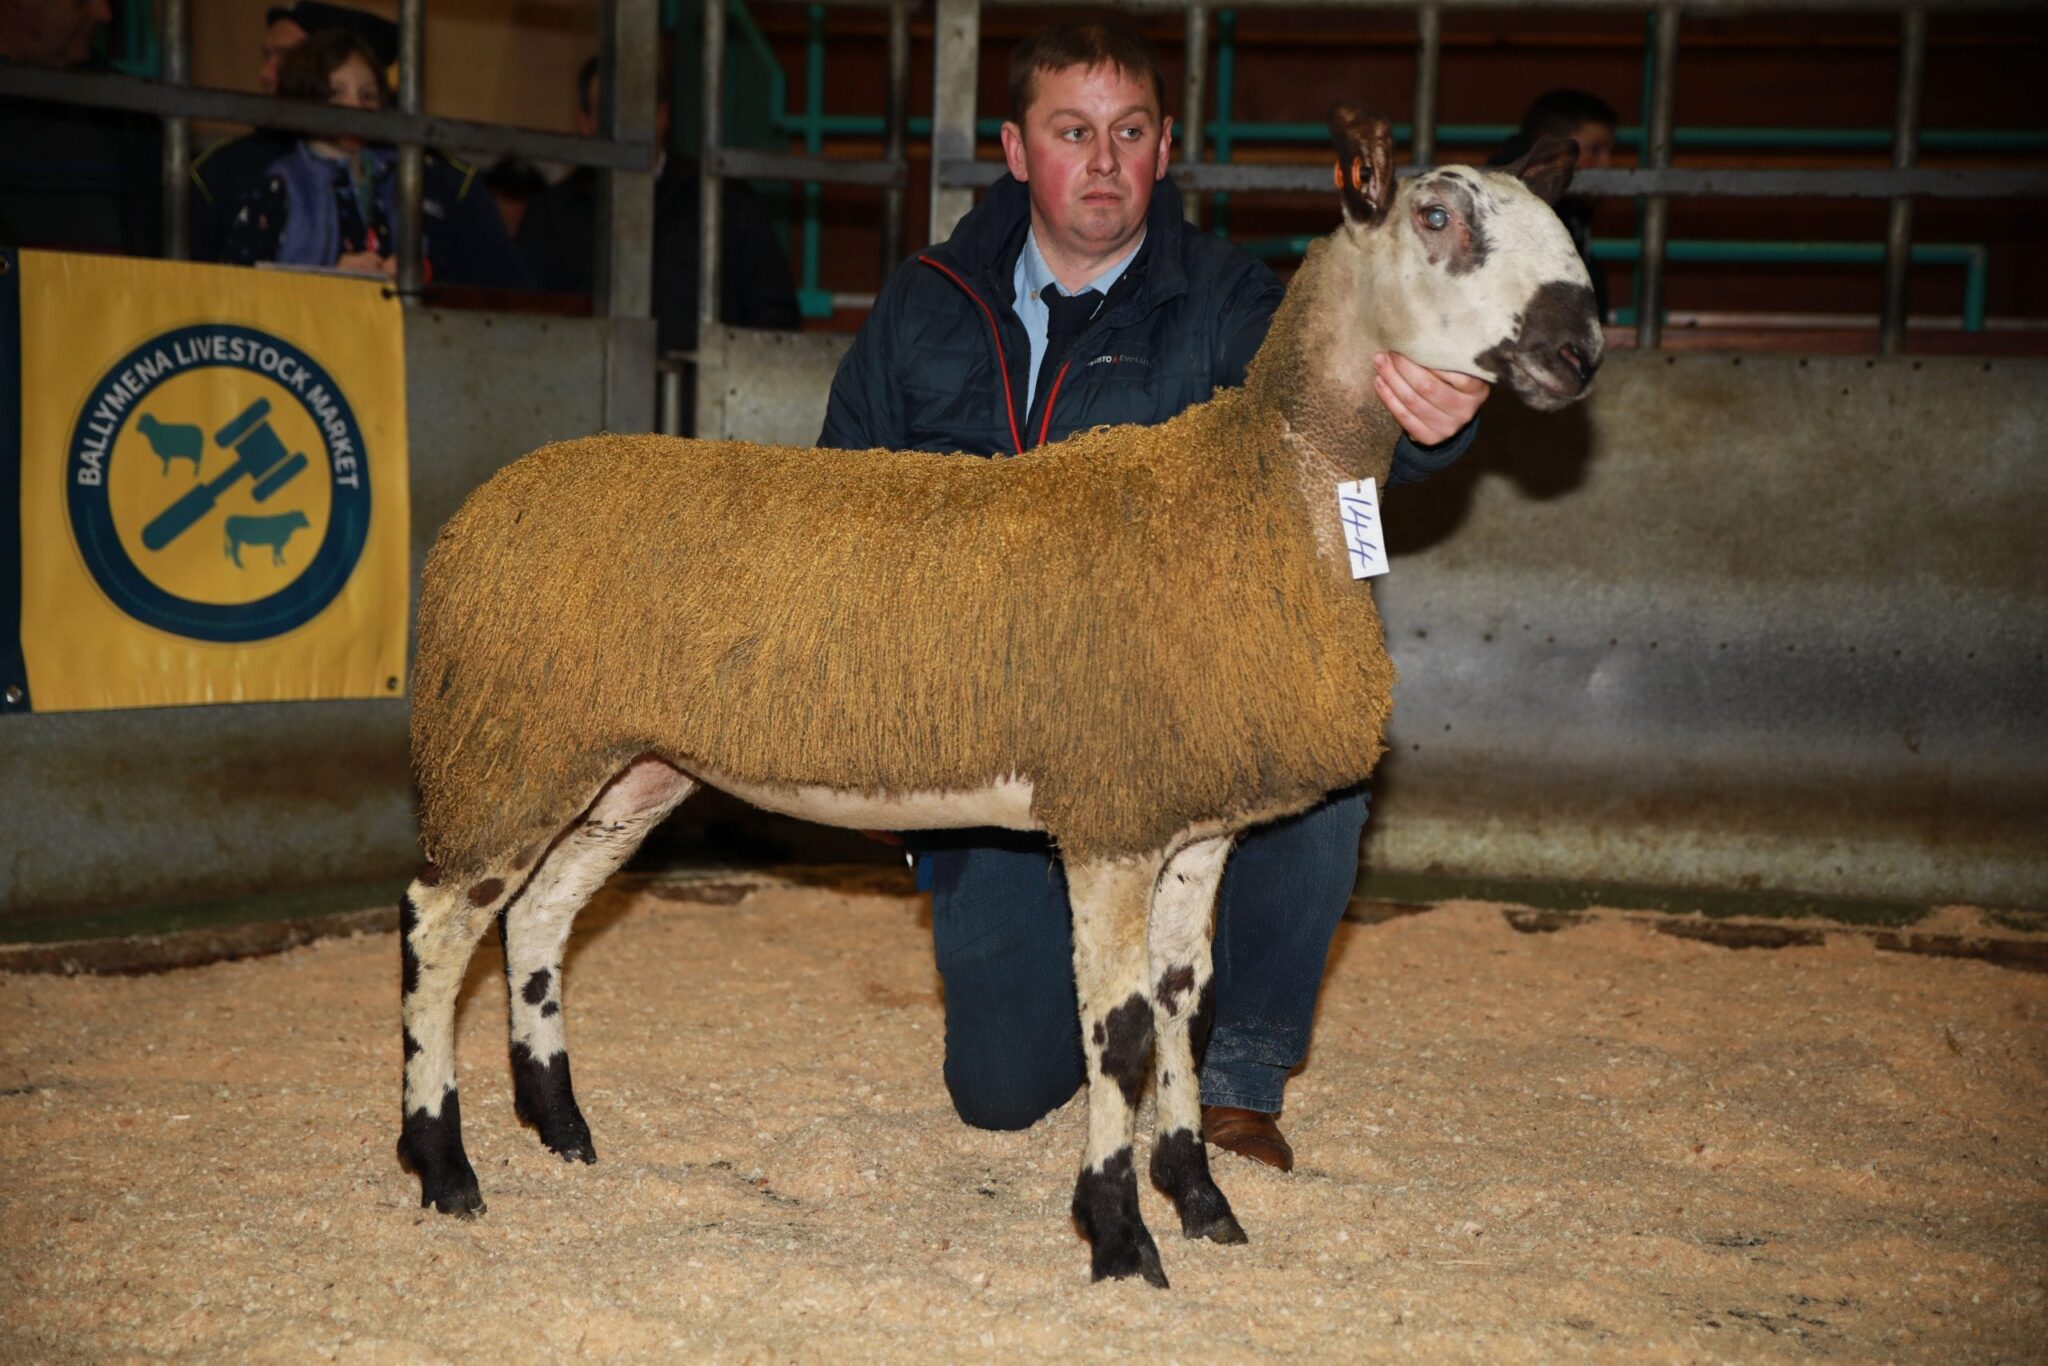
[221,28,403,279]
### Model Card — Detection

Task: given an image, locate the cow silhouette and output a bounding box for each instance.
[224,510,310,566]
[136,413,204,475]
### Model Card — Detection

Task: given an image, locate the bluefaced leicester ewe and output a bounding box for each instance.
[395,106,1602,1289]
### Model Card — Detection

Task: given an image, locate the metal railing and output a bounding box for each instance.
[695,0,2043,360]
[0,0,663,327]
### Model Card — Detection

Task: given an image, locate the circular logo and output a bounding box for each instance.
[66,324,371,642]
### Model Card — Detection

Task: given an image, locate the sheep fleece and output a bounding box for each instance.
[412,386,1394,873]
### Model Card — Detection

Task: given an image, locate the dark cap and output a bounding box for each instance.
[264,3,399,67]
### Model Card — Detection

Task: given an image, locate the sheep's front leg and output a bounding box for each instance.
[1146,836,1246,1245]
[1066,852,1168,1288]
[397,866,519,1215]
[499,760,695,1163]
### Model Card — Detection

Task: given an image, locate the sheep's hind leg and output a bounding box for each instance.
[397,864,523,1215]
[1146,836,1246,1245]
[500,758,696,1163]
[1065,852,1169,1287]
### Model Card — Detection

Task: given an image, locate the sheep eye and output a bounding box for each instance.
[1422,205,1451,231]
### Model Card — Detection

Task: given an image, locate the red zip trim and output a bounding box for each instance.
[917,254,1024,456]
[1037,359,1073,447]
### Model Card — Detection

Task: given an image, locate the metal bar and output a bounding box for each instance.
[1212,8,1235,231]
[712,149,907,189]
[1410,1,1440,169]
[699,0,727,350]
[0,66,656,172]
[160,0,189,260]
[802,4,826,309]
[395,0,424,303]
[1880,4,1927,355]
[658,364,685,437]
[1182,3,1208,166]
[599,0,658,328]
[934,158,2048,200]
[969,0,2039,9]
[882,0,910,275]
[1196,118,2048,153]
[929,0,980,243]
[1637,3,1680,350]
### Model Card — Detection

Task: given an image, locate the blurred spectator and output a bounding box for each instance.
[483,158,549,240]
[221,30,397,276]
[1489,89,1617,320]
[0,0,163,256]
[195,2,527,288]
[218,30,531,290]
[516,53,799,426]
[261,1,395,96]
[192,2,396,261]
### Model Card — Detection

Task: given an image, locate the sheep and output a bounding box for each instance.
[392,106,1601,1289]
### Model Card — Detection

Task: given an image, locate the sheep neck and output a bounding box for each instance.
[1244,234,1407,573]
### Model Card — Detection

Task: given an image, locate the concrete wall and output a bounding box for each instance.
[5,338,2042,923]
[1364,353,2045,907]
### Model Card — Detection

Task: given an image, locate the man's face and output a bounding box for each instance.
[1567,119,1616,170]
[1000,61,1171,269]
[260,17,306,95]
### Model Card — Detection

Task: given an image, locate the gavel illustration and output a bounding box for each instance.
[142,398,311,552]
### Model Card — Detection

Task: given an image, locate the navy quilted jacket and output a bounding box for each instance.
[816,172,1473,480]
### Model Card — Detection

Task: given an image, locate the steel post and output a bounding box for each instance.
[929,0,980,242]
[1880,4,1927,355]
[882,0,911,274]
[1183,3,1209,228]
[395,0,424,303]
[1411,2,1440,169]
[1636,3,1680,350]
[160,0,189,260]
[599,0,658,328]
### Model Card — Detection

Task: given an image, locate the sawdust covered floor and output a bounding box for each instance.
[2,880,2044,1362]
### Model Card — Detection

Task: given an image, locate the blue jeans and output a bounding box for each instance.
[921,789,1369,1129]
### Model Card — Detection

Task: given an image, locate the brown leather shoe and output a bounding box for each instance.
[1201,1105,1294,1172]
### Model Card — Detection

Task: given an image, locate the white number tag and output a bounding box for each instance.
[1336,478,1389,579]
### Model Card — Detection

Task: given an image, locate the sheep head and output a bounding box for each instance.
[1328,105,1603,411]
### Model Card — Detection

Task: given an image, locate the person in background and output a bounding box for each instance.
[0,0,163,256]
[1489,89,1617,321]
[483,158,549,240]
[516,52,799,429]
[816,18,1490,1172]
[191,2,396,264]
[221,29,400,277]
[194,2,528,288]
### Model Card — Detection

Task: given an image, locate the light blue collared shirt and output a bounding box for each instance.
[1013,227,1145,412]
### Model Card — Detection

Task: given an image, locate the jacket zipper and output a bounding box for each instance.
[1037,359,1073,447]
[917,255,1024,456]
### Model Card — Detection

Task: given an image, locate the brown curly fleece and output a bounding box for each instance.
[412,245,1399,876]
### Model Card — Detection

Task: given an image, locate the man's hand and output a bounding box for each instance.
[1374,352,1490,446]
[336,250,397,280]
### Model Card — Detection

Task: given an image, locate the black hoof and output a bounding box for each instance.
[1073,1148,1170,1289]
[398,1088,486,1216]
[1187,1208,1248,1245]
[1091,1226,1169,1288]
[544,1123,597,1165]
[511,1044,597,1163]
[425,1172,487,1217]
[1150,1127,1247,1245]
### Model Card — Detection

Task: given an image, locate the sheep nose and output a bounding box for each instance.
[1558,342,1598,386]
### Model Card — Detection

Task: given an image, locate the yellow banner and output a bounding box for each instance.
[9,251,408,712]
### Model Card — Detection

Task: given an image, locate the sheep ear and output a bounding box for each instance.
[1507,133,1579,205]
[1328,105,1394,227]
